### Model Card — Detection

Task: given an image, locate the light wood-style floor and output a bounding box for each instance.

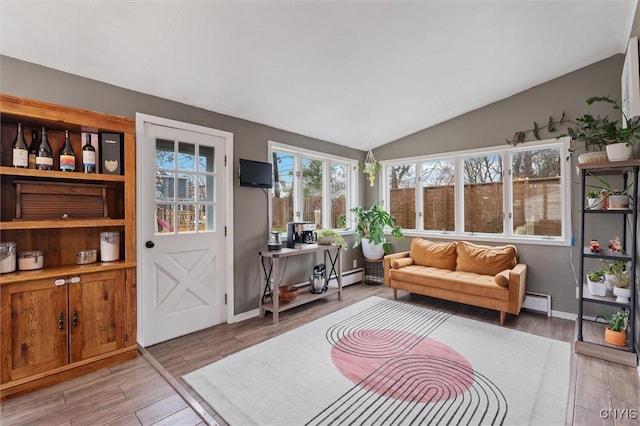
[2,283,639,425]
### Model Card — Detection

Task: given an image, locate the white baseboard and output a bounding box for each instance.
[551,310,577,320]
[234,308,259,323]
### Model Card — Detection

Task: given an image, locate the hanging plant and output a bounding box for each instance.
[359,149,381,187]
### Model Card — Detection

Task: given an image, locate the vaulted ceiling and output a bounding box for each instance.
[0,1,636,150]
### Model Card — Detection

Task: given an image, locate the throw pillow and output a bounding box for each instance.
[391,257,414,269]
[410,238,457,270]
[456,241,517,276]
[494,269,511,287]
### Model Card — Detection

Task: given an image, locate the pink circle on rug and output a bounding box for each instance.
[331,330,474,403]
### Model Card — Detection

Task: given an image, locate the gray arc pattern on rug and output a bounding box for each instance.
[310,300,508,425]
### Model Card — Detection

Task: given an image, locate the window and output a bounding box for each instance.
[423,160,455,232]
[269,142,357,232]
[155,139,215,234]
[380,138,571,245]
[388,163,416,229]
[463,154,504,234]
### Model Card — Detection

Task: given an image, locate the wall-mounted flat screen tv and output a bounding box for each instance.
[239,158,273,188]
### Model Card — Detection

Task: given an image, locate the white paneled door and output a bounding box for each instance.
[137,117,232,346]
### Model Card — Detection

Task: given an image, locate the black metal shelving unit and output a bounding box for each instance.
[575,160,638,366]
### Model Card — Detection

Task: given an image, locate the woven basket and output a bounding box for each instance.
[318,236,335,245]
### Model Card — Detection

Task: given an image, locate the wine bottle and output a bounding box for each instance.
[35,126,53,170]
[59,130,75,172]
[11,122,28,168]
[82,134,96,173]
[28,129,39,169]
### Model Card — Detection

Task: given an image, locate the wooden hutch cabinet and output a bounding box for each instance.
[0,94,137,399]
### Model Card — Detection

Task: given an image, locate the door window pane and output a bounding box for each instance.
[302,158,323,225]
[156,171,175,202]
[156,204,175,234]
[199,145,215,173]
[389,164,416,229]
[422,160,455,232]
[178,173,196,201]
[512,148,562,236]
[156,139,175,169]
[272,151,294,233]
[463,154,503,233]
[178,142,196,171]
[198,175,215,202]
[330,162,347,229]
[177,204,197,232]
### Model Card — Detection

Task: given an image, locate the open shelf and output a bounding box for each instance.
[582,247,631,261]
[0,219,125,230]
[576,162,637,367]
[261,287,341,314]
[0,260,136,285]
[574,320,637,367]
[0,166,124,182]
[581,284,631,307]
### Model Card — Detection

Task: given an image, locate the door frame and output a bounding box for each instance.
[135,113,235,346]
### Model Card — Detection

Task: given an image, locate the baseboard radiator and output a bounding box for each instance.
[328,268,364,288]
[522,291,551,317]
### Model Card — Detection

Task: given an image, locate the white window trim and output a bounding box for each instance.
[268,140,358,232]
[380,137,572,246]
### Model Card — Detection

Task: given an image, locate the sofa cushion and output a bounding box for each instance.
[494,269,511,287]
[455,242,517,276]
[391,257,414,269]
[410,239,457,270]
[389,265,508,300]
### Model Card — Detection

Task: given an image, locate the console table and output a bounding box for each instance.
[258,244,342,324]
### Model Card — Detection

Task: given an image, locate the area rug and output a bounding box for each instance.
[183,297,570,425]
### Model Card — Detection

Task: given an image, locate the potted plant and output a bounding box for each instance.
[585,174,633,210]
[603,260,625,292]
[586,268,607,296]
[586,190,605,210]
[507,96,640,162]
[597,309,629,347]
[611,262,632,303]
[564,96,640,161]
[351,201,403,260]
[316,229,348,250]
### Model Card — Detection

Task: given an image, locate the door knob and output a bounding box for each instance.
[145,241,155,248]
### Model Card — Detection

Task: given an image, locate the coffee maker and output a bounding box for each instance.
[286,222,317,248]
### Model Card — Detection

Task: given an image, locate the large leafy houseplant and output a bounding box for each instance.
[350,201,403,255]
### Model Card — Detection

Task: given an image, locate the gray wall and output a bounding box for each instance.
[2,53,633,319]
[371,55,626,314]
[0,55,366,315]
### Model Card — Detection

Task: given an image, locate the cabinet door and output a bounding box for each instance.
[0,278,68,383]
[69,270,126,362]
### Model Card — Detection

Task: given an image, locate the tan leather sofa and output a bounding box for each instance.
[383,238,527,325]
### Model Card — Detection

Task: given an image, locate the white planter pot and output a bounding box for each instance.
[586,197,604,210]
[587,277,607,297]
[606,143,633,161]
[361,237,384,260]
[608,194,629,209]
[613,286,631,303]
[578,151,608,164]
[604,273,617,292]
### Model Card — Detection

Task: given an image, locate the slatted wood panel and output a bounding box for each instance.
[15,180,108,220]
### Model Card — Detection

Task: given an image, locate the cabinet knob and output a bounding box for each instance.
[145,241,155,249]
[54,279,66,286]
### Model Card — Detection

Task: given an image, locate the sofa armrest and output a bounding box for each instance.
[383,251,410,287]
[508,263,527,314]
